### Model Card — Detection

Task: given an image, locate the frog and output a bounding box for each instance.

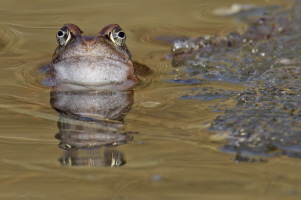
[50,23,140,88]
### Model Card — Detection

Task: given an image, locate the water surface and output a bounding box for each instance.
[0,0,299,199]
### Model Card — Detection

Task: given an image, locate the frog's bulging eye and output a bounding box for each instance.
[109,27,126,47]
[56,27,71,46]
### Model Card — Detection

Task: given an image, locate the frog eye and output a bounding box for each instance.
[109,26,126,47]
[56,24,82,46]
[56,27,71,46]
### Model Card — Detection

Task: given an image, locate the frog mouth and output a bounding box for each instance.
[53,55,130,65]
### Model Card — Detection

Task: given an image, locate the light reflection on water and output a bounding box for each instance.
[0,0,300,199]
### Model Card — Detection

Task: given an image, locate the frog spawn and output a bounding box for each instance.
[171,3,301,160]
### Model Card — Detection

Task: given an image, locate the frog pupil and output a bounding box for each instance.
[118,32,125,38]
[58,30,64,37]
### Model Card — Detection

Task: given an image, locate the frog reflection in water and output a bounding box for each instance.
[49,24,143,166]
[50,23,139,88]
[51,89,134,167]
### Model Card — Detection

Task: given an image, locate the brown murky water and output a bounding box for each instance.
[1,0,300,199]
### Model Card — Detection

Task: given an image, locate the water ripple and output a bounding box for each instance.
[0,25,21,56]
